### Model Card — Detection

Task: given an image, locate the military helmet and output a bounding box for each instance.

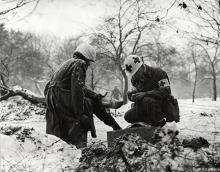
[75,43,96,62]
[124,55,143,76]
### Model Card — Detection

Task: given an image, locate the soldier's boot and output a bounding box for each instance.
[101,98,124,109]
[93,98,122,130]
[110,118,122,130]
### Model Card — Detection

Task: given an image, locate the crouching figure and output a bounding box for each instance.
[123,55,179,127]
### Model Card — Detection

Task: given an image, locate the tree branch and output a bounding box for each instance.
[0,85,45,105]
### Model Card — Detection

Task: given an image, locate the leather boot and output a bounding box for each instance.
[103,113,122,130]
[111,120,122,130]
[101,98,124,109]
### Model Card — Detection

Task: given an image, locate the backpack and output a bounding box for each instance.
[163,96,180,123]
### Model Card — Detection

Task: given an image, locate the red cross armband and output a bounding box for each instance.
[158,78,170,88]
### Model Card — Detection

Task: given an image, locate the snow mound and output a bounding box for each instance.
[0,96,81,172]
[0,125,81,172]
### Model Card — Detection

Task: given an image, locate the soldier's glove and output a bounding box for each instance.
[127,91,133,101]
[127,90,138,101]
[96,94,104,101]
[131,92,147,102]
[79,115,91,131]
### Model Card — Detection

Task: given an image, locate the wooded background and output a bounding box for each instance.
[0,0,220,103]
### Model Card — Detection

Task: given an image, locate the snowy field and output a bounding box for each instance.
[89,98,220,144]
[0,97,220,171]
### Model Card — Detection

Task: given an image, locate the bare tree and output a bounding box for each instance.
[54,36,82,67]
[141,31,180,80]
[93,0,176,103]
[179,0,220,100]
[194,43,220,101]
[181,0,220,46]
[189,44,200,102]
[0,0,40,18]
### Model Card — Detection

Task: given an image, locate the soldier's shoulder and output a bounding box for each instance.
[150,66,167,78]
[65,58,87,67]
[150,66,166,73]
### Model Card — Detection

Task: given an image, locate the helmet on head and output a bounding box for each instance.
[75,43,96,62]
[124,55,143,76]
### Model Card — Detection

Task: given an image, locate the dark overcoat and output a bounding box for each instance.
[44,57,93,147]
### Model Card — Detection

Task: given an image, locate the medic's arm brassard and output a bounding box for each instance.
[146,70,171,100]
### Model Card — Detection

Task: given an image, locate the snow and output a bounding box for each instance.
[0,96,220,171]
[0,97,81,172]
[177,99,220,143]
[88,99,220,144]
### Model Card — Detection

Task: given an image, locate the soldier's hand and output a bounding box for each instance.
[131,92,147,101]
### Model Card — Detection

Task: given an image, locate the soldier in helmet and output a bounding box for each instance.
[44,43,122,148]
[123,55,179,127]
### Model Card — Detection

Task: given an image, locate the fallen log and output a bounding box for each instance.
[0,85,46,105]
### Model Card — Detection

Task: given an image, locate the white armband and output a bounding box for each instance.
[158,78,170,88]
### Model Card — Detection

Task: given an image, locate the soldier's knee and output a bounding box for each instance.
[124,112,130,123]
[124,110,136,123]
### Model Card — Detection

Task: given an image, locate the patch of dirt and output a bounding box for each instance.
[76,127,220,172]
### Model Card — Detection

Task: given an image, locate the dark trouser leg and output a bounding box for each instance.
[83,98,97,138]
[139,97,164,126]
[124,97,164,126]
[93,98,121,130]
[124,107,144,123]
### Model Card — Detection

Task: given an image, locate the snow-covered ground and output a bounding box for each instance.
[0,97,81,172]
[0,96,220,171]
[89,98,220,144]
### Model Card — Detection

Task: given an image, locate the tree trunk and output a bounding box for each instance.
[34,81,44,96]
[212,74,217,101]
[211,63,217,101]
[192,78,197,103]
[122,70,128,104]
[192,50,197,103]
[120,77,124,98]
